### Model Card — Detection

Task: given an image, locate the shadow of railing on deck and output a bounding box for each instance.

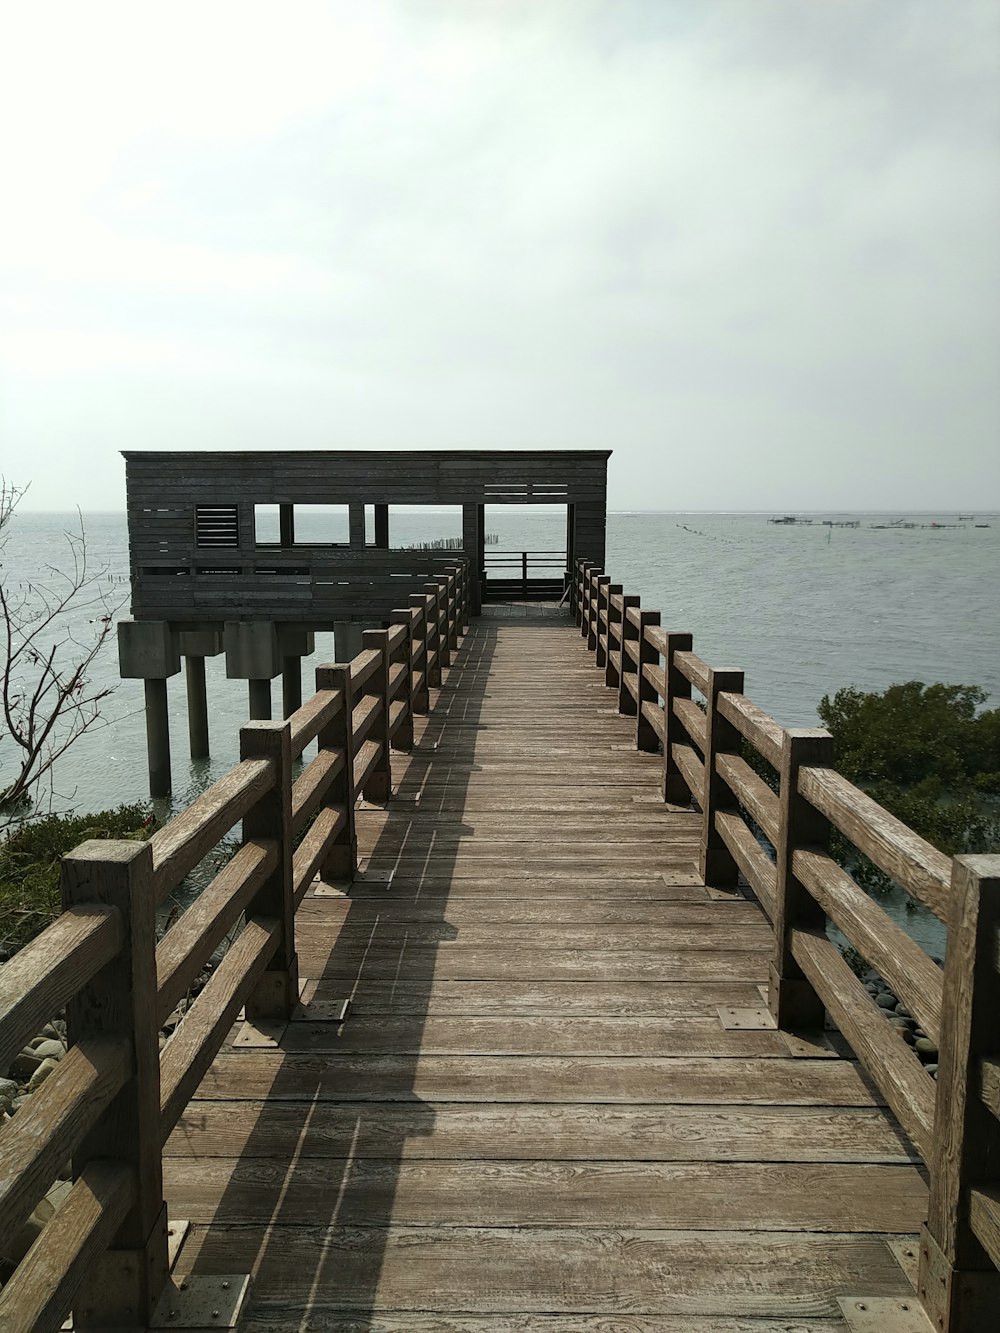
[171,620,498,1327]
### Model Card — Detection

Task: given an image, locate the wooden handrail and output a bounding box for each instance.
[0,1159,135,1333]
[288,685,343,758]
[0,1035,131,1259]
[798,765,951,920]
[793,848,943,1043]
[0,906,122,1073]
[0,564,474,1331]
[791,926,935,1160]
[349,647,382,691]
[715,752,780,845]
[673,650,711,695]
[574,555,1000,1323]
[159,915,281,1138]
[149,756,274,904]
[717,691,783,769]
[291,748,346,837]
[155,839,278,1025]
[673,696,706,752]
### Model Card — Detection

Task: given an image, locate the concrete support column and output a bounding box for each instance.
[184,657,209,759]
[225,621,281,723]
[178,628,223,761]
[118,620,181,799]
[275,629,315,720]
[248,679,272,720]
[143,679,171,799]
[334,621,364,662]
[282,659,302,718]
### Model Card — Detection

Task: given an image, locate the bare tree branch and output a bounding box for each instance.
[1,479,125,811]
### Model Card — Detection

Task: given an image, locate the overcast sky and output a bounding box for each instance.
[2,1,998,512]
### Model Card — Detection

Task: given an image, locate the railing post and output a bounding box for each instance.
[447,564,467,637]
[462,557,471,629]
[635,610,661,752]
[316,663,357,880]
[240,718,297,1019]
[578,562,595,634]
[594,576,612,668]
[586,569,604,653]
[573,560,585,623]
[662,631,695,804]
[408,595,430,712]
[699,667,747,885]
[617,596,641,716]
[423,583,444,679]
[522,550,528,597]
[437,579,454,667]
[390,608,415,751]
[445,571,460,653]
[919,855,1000,1331]
[603,584,624,689]
[62,840,169,1330]
[361,628,392,801]
[767,728,833,1030]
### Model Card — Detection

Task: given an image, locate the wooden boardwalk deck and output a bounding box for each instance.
[163,609,928,1331]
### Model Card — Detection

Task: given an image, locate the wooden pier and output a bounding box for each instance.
[2,562,998,1331]
[163,606,928,1329]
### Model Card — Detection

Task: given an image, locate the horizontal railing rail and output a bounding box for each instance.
[0,562,469,1332]
[575,557,1000,1330]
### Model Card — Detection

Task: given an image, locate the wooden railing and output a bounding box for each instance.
[576,558,1000,1330]
[0,564,468,1333]
[482,549,567,598]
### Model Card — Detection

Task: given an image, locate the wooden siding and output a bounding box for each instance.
[123,450,610,622]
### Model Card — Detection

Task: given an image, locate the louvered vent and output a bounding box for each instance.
[195,506,240,548]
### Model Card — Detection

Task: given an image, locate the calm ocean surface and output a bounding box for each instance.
[3,507,998,953]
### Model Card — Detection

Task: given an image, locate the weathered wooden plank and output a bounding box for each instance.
[237,1315,851,1333]
[164,1157,926,1231]
[166,1100,919,1163]
[341,874,704,897]
[296,899,764,926]
[298,978,761,1017]
[195,1053,886,1105]
[278,1015,791,1058]
[176,1225,911,1317]
[298,923,775,952]
[295,946,769,982]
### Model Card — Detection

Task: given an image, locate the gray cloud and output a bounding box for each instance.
[2,0,998,510]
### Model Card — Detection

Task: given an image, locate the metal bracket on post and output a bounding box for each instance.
[151,1274,252,1329]
[836,1297,934,1333]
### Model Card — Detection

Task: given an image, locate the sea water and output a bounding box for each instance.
[3,508,998,954]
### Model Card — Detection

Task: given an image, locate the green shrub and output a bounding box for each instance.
[0,805,154,953]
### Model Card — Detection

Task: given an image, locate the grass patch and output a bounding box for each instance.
[0,805,154,954]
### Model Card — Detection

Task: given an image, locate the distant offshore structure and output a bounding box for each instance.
[768,515,990,531]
